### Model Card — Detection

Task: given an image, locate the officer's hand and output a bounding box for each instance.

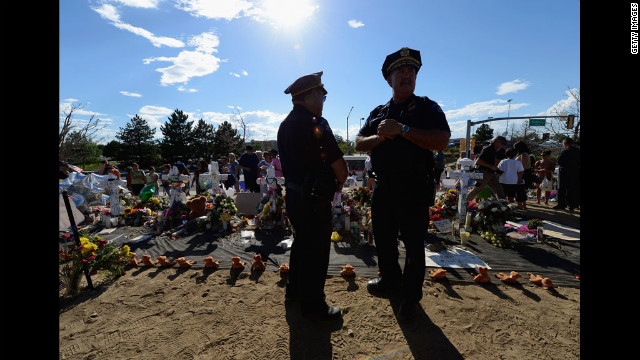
[377,119,401,139]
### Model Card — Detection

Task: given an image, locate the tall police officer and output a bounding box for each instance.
[277,71,348,321]
[355,47,450,320]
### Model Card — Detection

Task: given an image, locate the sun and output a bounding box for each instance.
[259,0,319,29]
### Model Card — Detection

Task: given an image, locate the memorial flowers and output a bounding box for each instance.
[59,230,130,296]
[430,189,458,221]
[473,199,517,233]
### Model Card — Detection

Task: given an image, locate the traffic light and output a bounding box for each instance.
[566,114,575,129]
[469,138,476,151]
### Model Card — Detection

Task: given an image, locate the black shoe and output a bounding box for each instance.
[367,278,398,294]
[302,304,342,321]
[396,300,417,321]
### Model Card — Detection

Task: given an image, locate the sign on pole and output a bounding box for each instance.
[529,118,546,126]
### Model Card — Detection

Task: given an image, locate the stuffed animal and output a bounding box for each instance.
[203,256,220,268]
[527,273,554,289]
[278,263,289,274]
[175,257,197,268]
[541,278,554,289]
[527,272,544,285]
[231,256,246,270]
[494,271,521,283]
[251,254,267,271]
[128,252,141,266]
[473,266,491,283]
[186,195,207,220]
[340,264,355,277]
[141,254,157,267]
[157,256,175,267]
[428,268,447,279]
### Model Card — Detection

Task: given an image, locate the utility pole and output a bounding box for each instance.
[503,99,512,138]
[346,106,353,155]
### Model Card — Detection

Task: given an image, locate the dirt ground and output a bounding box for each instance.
[59,265,579,360]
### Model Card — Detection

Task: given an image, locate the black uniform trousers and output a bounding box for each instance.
[285,186,333,314]
[371,176,430,303]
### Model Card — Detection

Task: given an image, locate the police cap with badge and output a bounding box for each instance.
[284,71,328,97]
[381,47,422,79]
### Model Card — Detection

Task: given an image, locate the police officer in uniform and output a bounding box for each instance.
[355,47,450,320]
[277,71,348,321]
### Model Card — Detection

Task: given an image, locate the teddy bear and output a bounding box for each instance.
[231,256,246,270]
[156,256,175,267]
[494,271,521,283]
[175,257,197,268]
[203,256,220,268]
[278,263,289,274]
[527,273,554,289]
[340,264,355,277]
[128,252,141,266]
[473,266,491,283]
[428,268,447,279]
[141,254,157,267]
[186,195,207,220]
[251,254,267,271]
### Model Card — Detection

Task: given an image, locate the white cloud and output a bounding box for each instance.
[175,0,253,20]
[91,3,185,48]
[120,91,142,97]
[177,86,198,92]
[496,79,530,95]
[348,19,364,28]
[541,88,579,115]
[136,105,174,137]
[111,0,159,8]
[187,32,220,53]
[445,99,528,120]
[230,72,241,78]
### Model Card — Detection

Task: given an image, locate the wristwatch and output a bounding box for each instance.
[401,124,410,136]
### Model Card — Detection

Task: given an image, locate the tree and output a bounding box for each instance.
[191,119,216,161]
[545,87,580,143]
[101,140,122,161]
[472,123,494,144]
[59,101,106,161]
[213,121,244,160]
[116,114,159,167]
[63,131,102,166]
[160,109,193,163]
[231,108,251,142]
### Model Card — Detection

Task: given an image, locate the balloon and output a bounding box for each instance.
[139,184,156,202]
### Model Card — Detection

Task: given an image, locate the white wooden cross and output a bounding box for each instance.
[106,173,127,216]
[198,161,229,195]
[161,166,191,206]
[446,158,483,224]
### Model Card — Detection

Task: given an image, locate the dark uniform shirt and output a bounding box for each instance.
[277,104,344,185]
[358,94,450,180]
[475,144,499,172]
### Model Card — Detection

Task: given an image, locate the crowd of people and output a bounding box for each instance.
[466,136,580,211]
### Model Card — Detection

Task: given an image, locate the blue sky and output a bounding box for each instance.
[60,0,580,144]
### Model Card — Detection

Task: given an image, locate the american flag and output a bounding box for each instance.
[68,164,84,172]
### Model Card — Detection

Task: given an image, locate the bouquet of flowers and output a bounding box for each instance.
[430,189,458,221]
[59,230,130,296]
[473,199,517,233]
[346,187,372,207]
[123,207,153,226]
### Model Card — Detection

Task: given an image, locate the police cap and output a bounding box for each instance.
[381,47,422,79]
[284,71,327,97]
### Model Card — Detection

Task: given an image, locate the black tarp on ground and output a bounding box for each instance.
[84,224,580,288]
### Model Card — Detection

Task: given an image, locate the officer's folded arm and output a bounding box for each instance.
[401,126,450,151]
[354,134,386,152]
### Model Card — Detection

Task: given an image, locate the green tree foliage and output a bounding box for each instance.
[101,140,122,160]
[160,109,193,163]
[191,119,216,161]
[63,131,102,166]
[472,123,494,144]
[213,121,244,160]
[115,115,159,167]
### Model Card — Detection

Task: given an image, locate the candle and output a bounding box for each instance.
[460,231,471,245]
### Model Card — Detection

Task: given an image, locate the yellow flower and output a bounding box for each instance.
[80,237,90,244]
[120,245,130,257]
[81,242,98,254]
[124,207,133,215]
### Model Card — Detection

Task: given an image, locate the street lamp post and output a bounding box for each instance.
[504,99,512,138]
[346,106,353,155]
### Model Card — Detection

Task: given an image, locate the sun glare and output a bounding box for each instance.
[260,0,319,29]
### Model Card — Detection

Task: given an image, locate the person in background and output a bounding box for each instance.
[554,137,580,211]
[125,166,133,193]
[161,164,172,196]
[467,135,507,201]
[534,150,555,206]
[270,149,283,178]
[258,151,274,194]
[173,161,190,195]
[59,161,71,179]
[191,160,209,195]
[104,165,121,179]
[239,145,260,193]
[146,166,159,196]
[497,148,524,206]
[130,163,146,196]
[226,153,239,192]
